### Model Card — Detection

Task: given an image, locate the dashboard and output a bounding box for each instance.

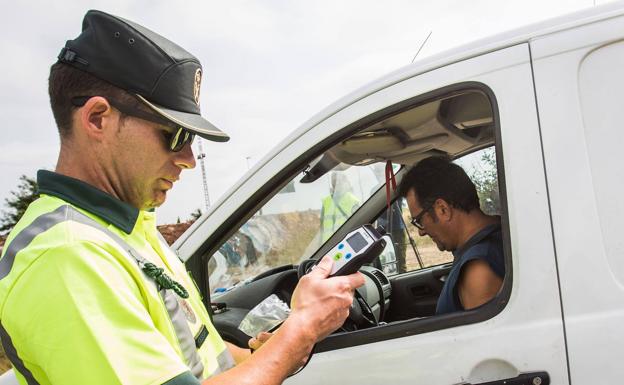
[210,265,391,347]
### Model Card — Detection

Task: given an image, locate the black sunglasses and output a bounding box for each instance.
[410,201,435,230]
[71,96,195,152]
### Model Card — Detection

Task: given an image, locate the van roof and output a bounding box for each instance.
[300,1,624,134]
[263,0,624,189]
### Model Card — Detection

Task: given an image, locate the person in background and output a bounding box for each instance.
[320,172,360,242]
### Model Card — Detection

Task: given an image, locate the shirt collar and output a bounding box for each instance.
[37,170,139,234]
[452,220,502,260]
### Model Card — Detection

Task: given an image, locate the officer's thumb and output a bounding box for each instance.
[309,254,333,279]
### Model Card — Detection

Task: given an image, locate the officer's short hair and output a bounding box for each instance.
[398,156,480,213]
[48,62,141,138]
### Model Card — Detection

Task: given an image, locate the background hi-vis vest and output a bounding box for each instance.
[0,195,234,385]
[320,193,359,242]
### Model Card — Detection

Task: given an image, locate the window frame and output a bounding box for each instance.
[184,81,512,352]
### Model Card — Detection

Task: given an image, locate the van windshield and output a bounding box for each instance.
[207,163,398,293]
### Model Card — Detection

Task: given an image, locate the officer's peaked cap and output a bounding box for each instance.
[58,10,229,142]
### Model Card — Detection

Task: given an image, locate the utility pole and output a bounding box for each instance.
[197,138,211,211]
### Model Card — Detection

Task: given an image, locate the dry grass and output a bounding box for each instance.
[211,210,322,290]
[0,347,11,374]
[261,210,320,266]
[405,242,453,271]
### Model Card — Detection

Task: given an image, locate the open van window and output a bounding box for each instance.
[204,85,510,347]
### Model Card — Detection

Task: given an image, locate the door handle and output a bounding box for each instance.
[465,371,549,385]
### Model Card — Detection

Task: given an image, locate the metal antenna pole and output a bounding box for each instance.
[411,31,433,63]
[197,138,211,210]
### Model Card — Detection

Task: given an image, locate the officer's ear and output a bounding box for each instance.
[76,96,116,142]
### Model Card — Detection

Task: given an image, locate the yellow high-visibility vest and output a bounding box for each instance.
[320,193,360,242]
[0,170,234,385]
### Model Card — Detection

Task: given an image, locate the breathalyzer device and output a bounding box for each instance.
[320,224,386,277]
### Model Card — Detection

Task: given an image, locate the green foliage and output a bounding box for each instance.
[470,148,500,215]
[0,175,39,235]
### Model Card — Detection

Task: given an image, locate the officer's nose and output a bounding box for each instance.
[175,141,196,170]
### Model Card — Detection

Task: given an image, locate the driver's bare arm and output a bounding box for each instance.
[457,259,503,310]
[201,254,365,385]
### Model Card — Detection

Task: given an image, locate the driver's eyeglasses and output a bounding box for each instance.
[410,201,435,230]
[71,96,195,152]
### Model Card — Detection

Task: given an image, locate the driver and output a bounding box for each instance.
[397,156,504,314]
[0,10,364,385]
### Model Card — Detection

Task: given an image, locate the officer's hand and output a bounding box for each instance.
[290,254,365,341]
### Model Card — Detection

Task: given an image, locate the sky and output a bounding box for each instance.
[0,0,609,224]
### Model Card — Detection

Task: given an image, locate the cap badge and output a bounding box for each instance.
[193,68,202,106]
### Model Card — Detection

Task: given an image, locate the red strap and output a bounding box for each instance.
[385,160,397,210]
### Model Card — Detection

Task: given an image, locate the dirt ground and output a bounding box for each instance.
[0,349,10,374]
[405,242,453,271]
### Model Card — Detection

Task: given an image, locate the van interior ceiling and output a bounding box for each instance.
[301,90,495,183]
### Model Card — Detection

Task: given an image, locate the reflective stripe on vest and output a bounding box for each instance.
[0,322,38,385]
[0,204,233,381]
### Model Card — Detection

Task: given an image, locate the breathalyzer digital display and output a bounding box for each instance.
[346,232,367,253]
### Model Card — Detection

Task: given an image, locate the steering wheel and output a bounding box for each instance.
[297,259,378,331]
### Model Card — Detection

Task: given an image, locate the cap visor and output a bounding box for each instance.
[136,95,230,142]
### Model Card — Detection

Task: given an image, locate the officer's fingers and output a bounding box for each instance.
[340,272,366,290]
[308,254,333,279]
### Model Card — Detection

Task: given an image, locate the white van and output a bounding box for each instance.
[3,2,623,384]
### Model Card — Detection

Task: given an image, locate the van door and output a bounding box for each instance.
[283,43,569,385]
[531,10,624,384]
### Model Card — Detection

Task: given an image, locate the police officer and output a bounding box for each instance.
[0,10,364,385]
[320,173,360,242]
